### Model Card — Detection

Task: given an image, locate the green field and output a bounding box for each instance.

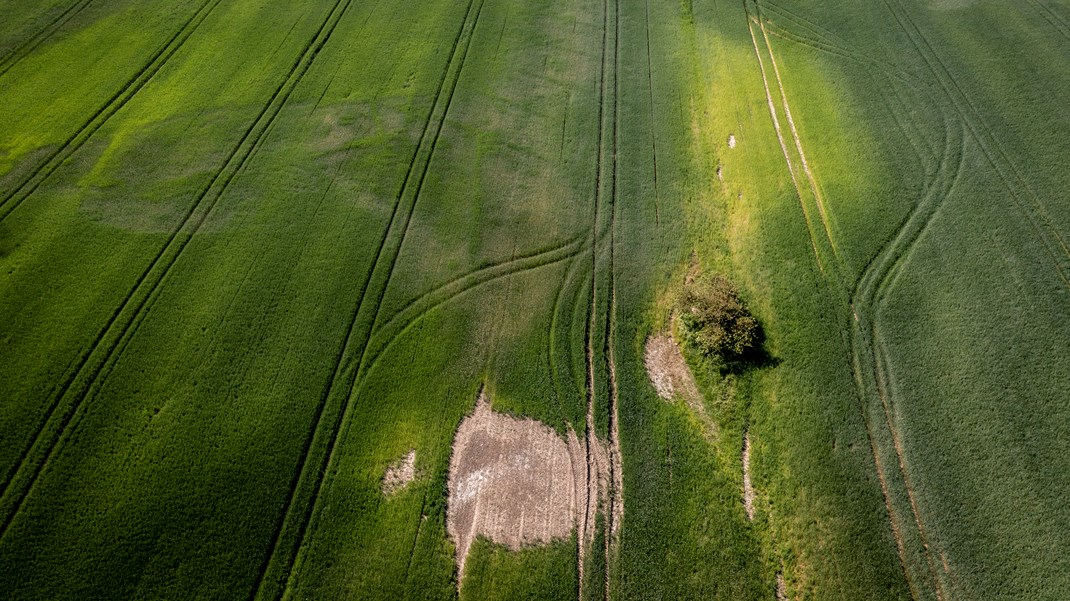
[2,0,1069,599]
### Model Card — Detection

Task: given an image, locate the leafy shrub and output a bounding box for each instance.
[677,275,761,363]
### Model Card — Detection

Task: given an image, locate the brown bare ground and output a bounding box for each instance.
[644,334,700,403]
[742,431,756,520]
[645,334,719,439]
[776,570,788,601]
[381,449,416,495]
[447,391,583,579]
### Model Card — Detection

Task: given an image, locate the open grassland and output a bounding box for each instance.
[2,0,1069,599]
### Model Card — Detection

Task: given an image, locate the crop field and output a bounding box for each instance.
[2,0,1069,599]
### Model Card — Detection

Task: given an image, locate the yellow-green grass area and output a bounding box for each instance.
[682,0,1070,600]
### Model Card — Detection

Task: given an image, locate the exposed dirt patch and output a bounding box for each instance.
[447,391,583,580]
[728,133,737,148]
[743,431,755,520]
[381,449,416,495]
[645,334,717,439]
[776,570,787,601]
[645,334,701,403]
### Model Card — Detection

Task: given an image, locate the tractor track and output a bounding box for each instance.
[578,0,620,592]
[0,0,352,543]
[361,235,589,384]
[1023,0,1070,44]
[882,0,1070,286]
[0,0,223,224]
[848,115,965,601]
[748,2,964,598]
[746,4,844,293]
[548,248,591,426]
[760,1,944,178]
[0,0,95,79]
[247,0,485,596]
[643,0,660,227]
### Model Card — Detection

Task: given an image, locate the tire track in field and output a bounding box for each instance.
[882,0,1070,287]
[760,2,928,89]
[0,0,95,79]
[1023,0,1070,44]
[548,246,591,427]
[849,115,966,601]
[578,0,612,587]
[577,0,615,589]
[747,3,959,597]
[0,0,222,224]
[0,0,223,502]
[605,0,624,586]
[0,0,353,542]
[848,1,1070,593]
[758,2,940,174]
[246,0,485,597]
[745,3,847,294]
[756,14,845,278]
[359,235,589,384]
[579,0,621,592]
[643,0,660,227]
[759,0,960,279]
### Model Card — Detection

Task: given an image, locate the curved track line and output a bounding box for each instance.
[549,247,590,427]
[363,241,586,388]
[0,0,222,224]
[759,0,945,169]
[361,236,589,381]
[0,0,95,79]
[247,0,486,596]
[848,115,965,601]
[759,22,938,169]
[882,0,1070,287]
[749,2,962,597]
[0,0,353,543]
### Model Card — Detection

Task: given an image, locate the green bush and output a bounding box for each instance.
[677,275,761,362]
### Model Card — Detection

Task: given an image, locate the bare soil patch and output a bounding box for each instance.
[644,334,701,403]
[743,432,756,520]
[447,392,583,579]
[728,133,737,148]
[381,449,416,495]
[645,334,718,438]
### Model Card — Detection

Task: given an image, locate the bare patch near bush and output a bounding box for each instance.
[644,334,701,403]
[644,334,718,439]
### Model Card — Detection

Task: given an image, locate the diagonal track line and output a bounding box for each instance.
[0,0,222,224]
[0,0,353,543]
[0,0,95,79]
[246,0,486,596]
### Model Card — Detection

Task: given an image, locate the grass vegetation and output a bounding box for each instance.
[2,0,1069,599]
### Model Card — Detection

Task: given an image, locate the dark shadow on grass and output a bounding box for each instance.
[711,323,780,376]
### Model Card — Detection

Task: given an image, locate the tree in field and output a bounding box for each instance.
[677,275,761,364]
